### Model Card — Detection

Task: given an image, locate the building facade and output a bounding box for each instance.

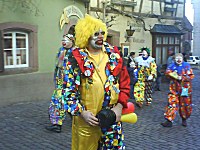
[89,0,192,64]
[0,0,193,105]
[0,0,86,105]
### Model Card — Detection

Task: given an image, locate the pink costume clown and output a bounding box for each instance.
[134,47,157,107]
[161,53,194,127]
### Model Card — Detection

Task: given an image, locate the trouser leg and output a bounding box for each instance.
[134,81,145,105]
[145,81,153,104]
[101,122,125,150]
[49,94,66,125]
[164,93,179,122]
[130,84,134,99]
[179,95,192,119]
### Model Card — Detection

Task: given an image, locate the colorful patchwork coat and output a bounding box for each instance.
[164,61,195,121]
[50,42,130,149]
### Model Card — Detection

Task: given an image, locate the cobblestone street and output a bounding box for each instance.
[0,69,200,150]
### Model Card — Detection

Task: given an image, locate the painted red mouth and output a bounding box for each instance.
[96,40,103,45]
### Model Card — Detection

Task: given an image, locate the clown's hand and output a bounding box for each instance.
[148,75,153,81]
[111,103,123,122]
[81,110,99,126]
[177,76,182,81]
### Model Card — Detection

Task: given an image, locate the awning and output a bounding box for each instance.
[150,24,183,34]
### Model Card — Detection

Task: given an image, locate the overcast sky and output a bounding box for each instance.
[185,0,194,24]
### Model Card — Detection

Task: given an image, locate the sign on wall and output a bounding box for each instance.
[59,5,84,30]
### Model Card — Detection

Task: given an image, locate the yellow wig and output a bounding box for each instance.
[75,14,108,48]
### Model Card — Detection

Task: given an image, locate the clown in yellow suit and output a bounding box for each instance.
[54,15,130,149]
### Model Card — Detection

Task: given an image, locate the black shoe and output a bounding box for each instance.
[45,124,62,133]
[155,88,161,91]
[182,118,187,127]
[161,120,172,127]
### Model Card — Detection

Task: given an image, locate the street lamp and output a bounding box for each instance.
[83,0,90,14]
[126,26,135,37]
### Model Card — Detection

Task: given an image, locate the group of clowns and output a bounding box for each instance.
[45,14,195,149]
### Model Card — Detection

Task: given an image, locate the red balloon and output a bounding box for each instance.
[122,102,135,114]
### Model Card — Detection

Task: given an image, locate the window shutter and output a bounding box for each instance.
[0,31,4,72]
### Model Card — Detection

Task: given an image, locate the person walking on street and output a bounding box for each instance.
[161,53,195,127]
[127,61,138,101]
[45,34,74,133]
[167,48,175,67]
[134,47,157,108]
[127,52,135,66]
[51,14,130,149]
[154,63,162,91]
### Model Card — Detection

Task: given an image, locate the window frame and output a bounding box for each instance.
[0,22,38,75]
[4,31,29,68]
[152,34,181,65]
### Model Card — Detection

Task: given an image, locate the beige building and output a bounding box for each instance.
[88,0,191,64]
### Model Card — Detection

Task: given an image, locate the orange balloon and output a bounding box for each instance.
[122,102,135,114]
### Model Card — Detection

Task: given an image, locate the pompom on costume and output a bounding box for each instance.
[134,47,157,107]
[51,14,130,149]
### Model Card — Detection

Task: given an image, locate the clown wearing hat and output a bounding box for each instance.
[134,47,157,107]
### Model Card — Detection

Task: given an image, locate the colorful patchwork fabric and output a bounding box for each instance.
[100,122,125,150]
[164,62,194,121]
[50,43,129,148]
[134,56,157,104]
[49,47,71,125]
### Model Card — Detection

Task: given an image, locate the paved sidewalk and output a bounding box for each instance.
[0,69,200,150]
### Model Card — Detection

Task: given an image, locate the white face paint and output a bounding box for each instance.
[62,36,73,48]
[142,50,148,58]
[175,56,183,65]
[89,29,105,50]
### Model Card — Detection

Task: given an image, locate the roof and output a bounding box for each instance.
[182,16,193,31]
[150,24,183,34]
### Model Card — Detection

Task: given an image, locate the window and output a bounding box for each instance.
[0,22,38,74]
[152,35,181,65]
[4,32,29,68]
[156,47,161,64]
[156,36,162,44]
[169,37,174,44]
[163,37,168,44]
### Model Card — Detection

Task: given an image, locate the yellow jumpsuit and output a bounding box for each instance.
[72,49,120,150]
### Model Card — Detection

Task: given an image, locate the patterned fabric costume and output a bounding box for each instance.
[51,42,130,149]
[134,55,157,106]
[47,34,74,128]
[164,61,194,121]
[48,46,69,126]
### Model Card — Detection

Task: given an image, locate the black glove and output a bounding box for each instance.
[96,109,116,129]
